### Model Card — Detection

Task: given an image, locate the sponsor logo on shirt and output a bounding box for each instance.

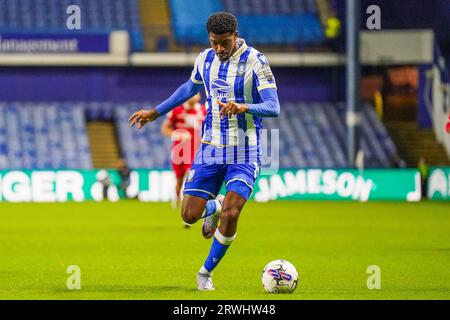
[211,79,232,100]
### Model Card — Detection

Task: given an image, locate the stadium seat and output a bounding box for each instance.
[0,101,400,170]
[168,0,326,46]
[169,0,223,45]
[0,103,92,170]
[0,0,143,51]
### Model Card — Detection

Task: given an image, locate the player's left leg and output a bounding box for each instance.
[171,163,185,210]
[197,188,249,291]
[199,190,246,263]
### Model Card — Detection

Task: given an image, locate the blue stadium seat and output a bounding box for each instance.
[114,104,172,168]
[0,103,93,169]
[168,0,326,46]
[0,0,143,51]
[0,101,400,170]
[261,102,400,169]
[169,0,223,45]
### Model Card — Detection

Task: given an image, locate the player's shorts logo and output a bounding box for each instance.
[186,169,195,182]
[211,79,232,100]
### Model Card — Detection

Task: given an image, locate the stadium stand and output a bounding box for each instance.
[114,105,172,169]
[0,101,400,170]
[0,103,92,170]
[115,102,400,169]
[168,0,325,46]
[0,0,143,50]
[168,0,223,46]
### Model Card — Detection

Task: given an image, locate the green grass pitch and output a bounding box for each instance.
[0,200,449,300]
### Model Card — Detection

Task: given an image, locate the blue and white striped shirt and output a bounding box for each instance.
[190,39,277,149]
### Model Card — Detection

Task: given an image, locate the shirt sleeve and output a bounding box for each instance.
[190,54,204,85]
[252,52,277,92]
[247,88,280,118]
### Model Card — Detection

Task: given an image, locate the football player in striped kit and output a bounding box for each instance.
[129,12,280,291]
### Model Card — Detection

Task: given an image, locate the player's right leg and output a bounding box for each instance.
[180,194,207,224]
[181,162,225,226]
[180,194,224,232]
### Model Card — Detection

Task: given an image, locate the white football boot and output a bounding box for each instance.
[197,272,215,291]
[202,195,224,239]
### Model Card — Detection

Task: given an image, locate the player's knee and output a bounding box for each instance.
[221,207,241,223]
[181,206,199,224]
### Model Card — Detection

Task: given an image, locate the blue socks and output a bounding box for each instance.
[200,230,236,274]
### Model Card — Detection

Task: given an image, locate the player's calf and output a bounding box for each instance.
[218,206,241,237]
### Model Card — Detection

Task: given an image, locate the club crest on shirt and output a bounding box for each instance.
[211,79,232,100]
[237,62,246,76]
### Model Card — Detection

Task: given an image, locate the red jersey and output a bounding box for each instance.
[446,114,450,133]
[167,103,206,137]
[167,103,206,173]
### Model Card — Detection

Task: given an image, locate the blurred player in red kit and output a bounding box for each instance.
[161,93,206,211]
[446,114,450,133]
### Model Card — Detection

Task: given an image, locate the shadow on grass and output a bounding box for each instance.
[52,284,196,295]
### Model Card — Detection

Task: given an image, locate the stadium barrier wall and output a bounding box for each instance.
[0,31,129,66]
[0,67,344,103]
[427,167,450,201]
[0,169,421,203]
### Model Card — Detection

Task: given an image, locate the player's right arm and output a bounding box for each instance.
[129,53,204,129]
[129,79,202,129]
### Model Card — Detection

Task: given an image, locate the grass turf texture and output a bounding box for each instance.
[0,200,449,300]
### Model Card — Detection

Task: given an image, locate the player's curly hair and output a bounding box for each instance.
[206,12,237,35]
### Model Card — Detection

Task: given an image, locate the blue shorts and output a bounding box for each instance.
[183,145,260,201]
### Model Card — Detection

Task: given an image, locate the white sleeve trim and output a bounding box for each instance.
[257,83,277,91]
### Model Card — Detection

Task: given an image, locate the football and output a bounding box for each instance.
[261,259,299,293]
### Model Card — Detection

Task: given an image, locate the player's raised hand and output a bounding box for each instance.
[217,100,249,119]
[129,109,159,129]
